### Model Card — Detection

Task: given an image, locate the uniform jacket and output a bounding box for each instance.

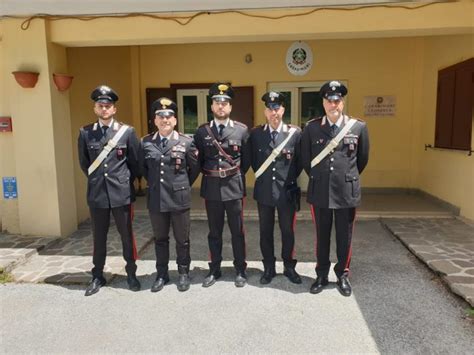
[194,119,250,201]
[140,130,200,212]
[78,119,140,208]
[249,123,302,207]
[301,115,369,209]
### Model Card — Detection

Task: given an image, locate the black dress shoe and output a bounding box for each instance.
[235,272,247,288]
[202,270,222,288]
[127,274,141,292]
[309,276,329,294]
[336,276,352,297]
[84,277,106,296]
[177,273,190,292]
[151,275,169,293]
[283,267,302,284]
[260,267,276,285]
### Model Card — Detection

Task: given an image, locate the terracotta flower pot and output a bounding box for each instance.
[12,71,39,88]
[53,73,74,91]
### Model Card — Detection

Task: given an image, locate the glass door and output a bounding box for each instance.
[176,89,210,136]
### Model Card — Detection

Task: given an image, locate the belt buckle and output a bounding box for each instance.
[219,170,227,178]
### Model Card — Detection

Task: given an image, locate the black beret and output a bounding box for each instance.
[209,82,234,101]
[90,85,118,103]
[151,97,177,116]
[261,91,286,109]
[320,81,348,100]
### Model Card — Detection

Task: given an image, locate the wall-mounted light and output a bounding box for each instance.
[245,54,253,64]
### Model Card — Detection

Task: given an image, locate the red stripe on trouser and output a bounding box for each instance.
[344,209,357,273]
[130,204,139,260]
[205,199,212,262]
[291,210,297,259]
[241,197,246,259]
[310,205,318,265]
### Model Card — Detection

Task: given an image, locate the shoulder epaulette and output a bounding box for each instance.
[178,132,193,141]
[349,116,365,122]
[81,123,95,130]
[234,121,248,128]
[288,124,302,131]
[251,124,264,131]
[141,132,155,141]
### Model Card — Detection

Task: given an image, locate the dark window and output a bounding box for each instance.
[435,58,473,151]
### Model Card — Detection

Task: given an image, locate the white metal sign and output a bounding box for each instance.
[286,42,313,76]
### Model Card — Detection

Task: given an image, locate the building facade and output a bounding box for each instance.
[0,0,473,236]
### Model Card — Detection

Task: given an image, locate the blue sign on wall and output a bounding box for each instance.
[3,177,18,199]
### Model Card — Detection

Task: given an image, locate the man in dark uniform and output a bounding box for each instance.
[78,85,141,296]
[193,82,251,288]
[249,91,303,285]
[140,98,200,292]
[301,81,369,296]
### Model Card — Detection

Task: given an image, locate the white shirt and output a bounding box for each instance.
[213,118,230,127]
[327,115,344,129]
[269,121,283,134]
[99,118,114,129]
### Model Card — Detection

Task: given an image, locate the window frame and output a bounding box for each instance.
[268,80,349,127]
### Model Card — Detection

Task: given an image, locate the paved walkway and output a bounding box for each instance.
[2,219,473,354]
[1,209,473,307]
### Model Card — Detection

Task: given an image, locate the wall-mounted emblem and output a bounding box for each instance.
[286,42,313,76]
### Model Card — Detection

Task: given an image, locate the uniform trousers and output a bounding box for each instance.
[257,202,297,269]
[205,199,247,272]
[311,206,356,278]
[149,209,191,276]
[90,205,137,279]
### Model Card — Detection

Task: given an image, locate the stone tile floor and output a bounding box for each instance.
[382,217,474,306]
[2,213,153,284]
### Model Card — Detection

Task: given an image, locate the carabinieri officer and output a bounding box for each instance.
[301,81,369,296]
[78,85,141,296]
[140,98,200,292]
[249,91,303,285]
[193,82,251,288]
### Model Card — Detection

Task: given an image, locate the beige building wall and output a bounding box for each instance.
[0,30,20,233]
[1,19,77,236]
[68,35,473,221]
[414,34,474,219]
[139,38,421,190]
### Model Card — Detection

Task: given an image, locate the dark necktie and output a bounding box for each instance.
[161,137,168,148]
[331,124,339,137]
[218,124,225,137]
[102,125,109,137]
[271,130,278,144]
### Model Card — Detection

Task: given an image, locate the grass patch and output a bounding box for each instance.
[0,269,15,283]
[466,308,474,319]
